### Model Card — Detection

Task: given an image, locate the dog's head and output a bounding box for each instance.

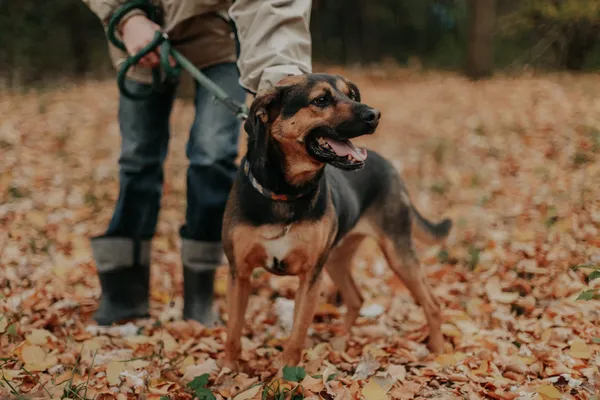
[244,73,380,185]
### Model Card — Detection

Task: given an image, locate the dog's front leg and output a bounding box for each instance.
[223,269,251,370]
[277,271,323,368]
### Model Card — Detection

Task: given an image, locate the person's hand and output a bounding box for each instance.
[120,14,175,68]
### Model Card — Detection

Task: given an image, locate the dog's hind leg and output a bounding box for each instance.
[378,228,445,353]
[368,186,445,353]
[324,233,367,331]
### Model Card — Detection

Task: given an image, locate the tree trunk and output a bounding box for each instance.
[564,28,597,71]
[342,0,362,64]
[465,0,496,79]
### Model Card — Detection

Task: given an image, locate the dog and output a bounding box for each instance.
[221,73,452,369]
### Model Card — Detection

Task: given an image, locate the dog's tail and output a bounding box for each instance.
[409,204,452,245]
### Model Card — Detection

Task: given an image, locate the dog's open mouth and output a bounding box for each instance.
[307,132,367,170]
[317,136,367,162]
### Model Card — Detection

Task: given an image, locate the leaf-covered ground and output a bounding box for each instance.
[1,68,599,399]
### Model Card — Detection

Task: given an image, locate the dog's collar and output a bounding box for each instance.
[242,159,311,201]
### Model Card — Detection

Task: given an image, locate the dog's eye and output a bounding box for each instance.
[311,96,330,108]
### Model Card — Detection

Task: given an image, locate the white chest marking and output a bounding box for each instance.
[262,233,293,267]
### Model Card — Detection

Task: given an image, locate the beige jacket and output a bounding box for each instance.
[81,0,312,93]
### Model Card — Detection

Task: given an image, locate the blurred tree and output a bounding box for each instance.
[466,0,497,79]
[310,0,462,66]
[0,0,111,87]
[2,0,597,87]
[500,0,600,70]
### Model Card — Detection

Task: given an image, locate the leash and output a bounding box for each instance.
[107,0,249,120]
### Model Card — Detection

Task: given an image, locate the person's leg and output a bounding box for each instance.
[91,78,177,326]
[181,62,246,325]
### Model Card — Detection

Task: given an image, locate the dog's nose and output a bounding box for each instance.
[364,109,381,125]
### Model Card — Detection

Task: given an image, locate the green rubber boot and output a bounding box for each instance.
[91,237,151,326]
[182,239,223,327]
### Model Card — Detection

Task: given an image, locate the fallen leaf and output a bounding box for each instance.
[233,384,263,400]
[0,369,22,381]
[315,303,340,318]
[26,329,57,346]
[386,364,406,382]
[275,297,295,333]
[126,359,150,370]
[435,352,466,367]
[322,365,338,387]
[21,345,58,372]
[567,339,592,359]
[107,361,126,386]
[360,304,385,318]
[485,277,519,304]
[182,358,218,382]
[373,372,396,392]
[352,353,380,380]
[362,379,388,400]
[179,355,195,374]
[301,374,325,393]
[536,384,562,399]
[27,210,47,229]
[0,315,7,333]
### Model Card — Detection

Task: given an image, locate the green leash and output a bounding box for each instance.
[107,0,248,120]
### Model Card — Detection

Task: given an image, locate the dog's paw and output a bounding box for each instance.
[427,333,446,354]
[274,348,302,369]
[220,357,241,372]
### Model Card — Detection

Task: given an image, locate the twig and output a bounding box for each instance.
[83,348,98,400]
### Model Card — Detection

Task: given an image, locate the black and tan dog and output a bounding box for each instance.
[222,73,452,369]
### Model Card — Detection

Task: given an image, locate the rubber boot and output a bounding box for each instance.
[91,237,151,326]
[182,239,223,327]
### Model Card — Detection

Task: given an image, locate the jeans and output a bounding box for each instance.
[103,62,247,243]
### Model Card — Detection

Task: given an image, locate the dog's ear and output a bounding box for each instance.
[244,87,283,137]
[244,87,285,168]
[346,80,361,103]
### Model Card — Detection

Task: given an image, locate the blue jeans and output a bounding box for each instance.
[104,62,246,243]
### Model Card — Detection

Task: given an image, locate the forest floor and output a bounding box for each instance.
[1,67,599,399]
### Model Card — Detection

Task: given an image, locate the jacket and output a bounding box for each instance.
[81,0,312,93]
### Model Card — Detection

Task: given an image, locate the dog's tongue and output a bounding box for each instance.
[325,138,367,161]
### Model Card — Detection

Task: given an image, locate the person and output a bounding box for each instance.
[81,0,312,326]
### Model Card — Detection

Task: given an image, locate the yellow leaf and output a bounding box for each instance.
[233,384,263,400]
[0,369,22,381]
[21,345,57,372]
[441,323,462,338]
[363,344,388,358]
[362,380,389,400]
[107,361,125,386]
[22,345,45,365]
[301,374,325,393]
[27,211,47,229]
[435,352,466,367]
[473,360,489,375]
[485,278,519,304]
[125,335,152,348]
[0,315,7,333]
[179,355,195,374]
[152,332,178,353]
[567,339,592,359]
[182,359,218,382]
[26,329,56,346]
[214,274,227,297]
[536,384,562,399]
